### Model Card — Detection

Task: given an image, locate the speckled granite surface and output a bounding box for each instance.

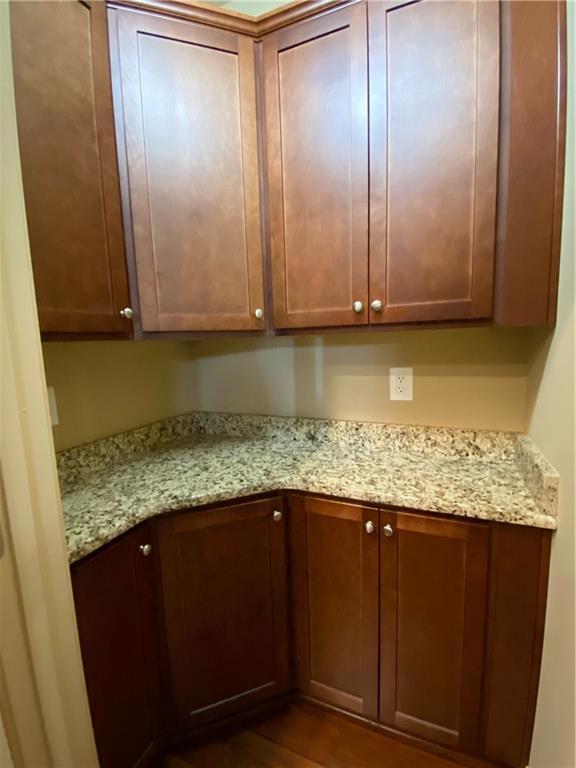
[58,412,559,564]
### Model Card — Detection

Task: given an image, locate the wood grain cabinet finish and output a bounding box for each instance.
[481,524,552,768]
[289,496,379,719]
[11,0,131,335]
[368,0,500,323]
[12,0,565,335]
[379,511,489,753]
[157,498,290,729]
[71,523,163,768]
[263,4,369,329]
[494,0,566,326]
[71,493,551,768]
[111,9,265,332]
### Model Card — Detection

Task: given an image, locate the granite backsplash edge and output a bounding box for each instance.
[514,435,560,520]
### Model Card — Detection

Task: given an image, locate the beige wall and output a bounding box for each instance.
[44,326,541,451]
[188,327,540,432]
[528,4,575,765]
[42,341,196,451]
[0,712,13,768]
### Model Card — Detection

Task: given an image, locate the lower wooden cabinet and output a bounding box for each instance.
[289,499,490,749]
[157,497,291,728]
[72,494,550,768]
[287,495,550,768]
[481,524,551,768]
[379,510,489,753]
[289,496,378,718]
[71,522,163,768]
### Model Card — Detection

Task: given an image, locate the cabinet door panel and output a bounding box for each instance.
[369,0,499,323]
[11,0,130,334]
[290,496,378,718]
[72,523,162,768]
[380,511,489,753]
[114,10,264,332]
[264,5,368,329]
[158,498,290,728]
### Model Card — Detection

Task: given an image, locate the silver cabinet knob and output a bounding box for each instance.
[353,301,363,314]
[254,308,264,320]
[370,299,383,312]
[139,543,152,556]
[383,524,394,537]
[365,520,375,534]
[120,307,134,319]
[273,509,283,522]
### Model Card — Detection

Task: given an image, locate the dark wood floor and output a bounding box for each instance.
[162,703,466,768]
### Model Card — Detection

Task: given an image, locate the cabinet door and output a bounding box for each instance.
[264,5,369,329]
[290,496,378,718]
[369,0,499,323]
[158,498,290,728]
[380,511,489,753]
[11,0,131,335]
[72,523,163,768]
[113,10,265,332]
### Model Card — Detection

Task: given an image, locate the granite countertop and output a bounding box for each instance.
[58,412,560,563]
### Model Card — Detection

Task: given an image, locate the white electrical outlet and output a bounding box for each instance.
[389,367,413,401]
[47,386,59,426]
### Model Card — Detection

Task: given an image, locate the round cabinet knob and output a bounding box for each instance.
[365,520,375,534]
[139,543,152,556]
[120,307,134,319]
[254,308,264,320]
[370,299,383,313]
[352,301,364,314]
[273,509,283,522]
[382,524,394,538]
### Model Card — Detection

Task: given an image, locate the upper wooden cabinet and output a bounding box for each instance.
[11,0,131,336]
[368,0,499,323]
[109,9,266,332]
[263,4,369,329]
[12,0,565,335]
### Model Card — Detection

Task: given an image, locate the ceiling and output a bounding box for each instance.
[206,0,292,17]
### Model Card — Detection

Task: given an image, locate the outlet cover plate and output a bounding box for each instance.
[390,367,413,401]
